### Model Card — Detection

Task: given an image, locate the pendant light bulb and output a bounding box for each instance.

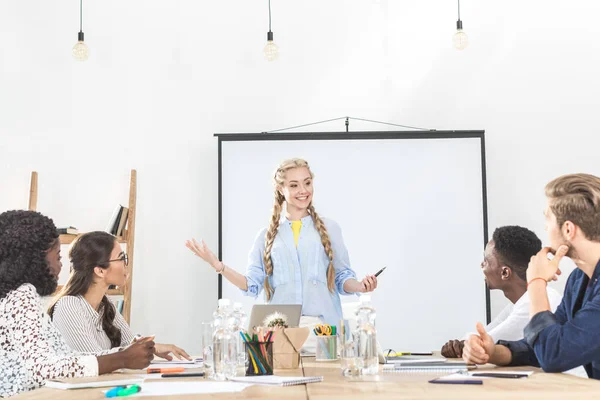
[73,32,89,61]
[73,0,89,61]
[264,31,279,62]
[453,20,468,50]
[264,0,279,61]
[453,0,468,50]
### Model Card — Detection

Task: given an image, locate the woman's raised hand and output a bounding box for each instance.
[185,238,221,270]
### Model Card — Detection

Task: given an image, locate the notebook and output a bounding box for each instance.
[385,358,448,365]
[432,370,533,382]
[45,377,144,390]
[228,375,324,386]
[383,362,472,374]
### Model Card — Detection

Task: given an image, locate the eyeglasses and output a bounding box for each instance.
[102,253,128,267]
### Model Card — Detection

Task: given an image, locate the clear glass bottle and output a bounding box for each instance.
[212,299,236,380]
[355,295,378,375]
[232,302,248,376]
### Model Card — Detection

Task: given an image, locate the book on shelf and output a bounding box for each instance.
[116,207,129,237]
[57,226,78,235]
[106,205,128,237]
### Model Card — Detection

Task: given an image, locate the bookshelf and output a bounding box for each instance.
[28,170,137,323]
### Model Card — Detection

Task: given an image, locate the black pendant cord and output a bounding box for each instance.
[80,0,83,32]
[458,0,461,21]
[268,0,272,32]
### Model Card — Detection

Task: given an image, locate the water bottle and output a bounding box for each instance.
[232,302,248,376]
[213,299,237,380]
[355,295,378,375]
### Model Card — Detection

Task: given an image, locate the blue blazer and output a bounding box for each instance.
[499,260,600,379]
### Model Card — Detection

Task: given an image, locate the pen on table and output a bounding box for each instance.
[471,373,529,378]
[147,367,185,374]
[162,372,205,378]
[105,384,142,398]
[388,352,433,356]
[429,379,483,385]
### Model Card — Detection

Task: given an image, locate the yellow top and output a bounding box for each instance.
[291,220,302,247]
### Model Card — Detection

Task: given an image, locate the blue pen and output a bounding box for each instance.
[105,386,126,398]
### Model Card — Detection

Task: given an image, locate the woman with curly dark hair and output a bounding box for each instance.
[0,210,155,398]
[49,231,190,361]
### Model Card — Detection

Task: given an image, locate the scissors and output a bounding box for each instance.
[314,324,333,336]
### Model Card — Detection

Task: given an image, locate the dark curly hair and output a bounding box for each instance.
[492,225,542,281]
[0,210,59,299]
[48,231,122,348]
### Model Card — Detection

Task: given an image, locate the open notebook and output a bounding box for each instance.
[383,362,472,374]
[228,375,324,386]
[45,377,144,390]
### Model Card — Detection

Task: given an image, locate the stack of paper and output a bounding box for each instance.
[147,358,203,370]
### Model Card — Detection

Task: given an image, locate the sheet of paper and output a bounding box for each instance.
[46,377,144,390]
[146,363,203,370]
[104,382,252,397]
[435,373,486,381]
[469,370,534,377]
[439,371,534,380]
[229,375,323,385]
[150,358,202,365]
[385,358,448,364]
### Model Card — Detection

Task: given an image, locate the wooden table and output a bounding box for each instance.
[14,358,600,399]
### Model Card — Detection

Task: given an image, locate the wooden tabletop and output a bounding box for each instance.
[13,358,600,399]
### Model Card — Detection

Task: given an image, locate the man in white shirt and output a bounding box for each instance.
[442,225,563,358]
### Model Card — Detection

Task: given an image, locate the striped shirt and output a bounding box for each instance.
[52,295,135,355]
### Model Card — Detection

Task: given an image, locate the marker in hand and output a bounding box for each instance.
[363,267,385,291]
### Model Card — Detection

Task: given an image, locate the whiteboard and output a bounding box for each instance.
[218,132,488,351]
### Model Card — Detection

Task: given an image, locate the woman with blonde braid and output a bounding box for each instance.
[186,158,377,349]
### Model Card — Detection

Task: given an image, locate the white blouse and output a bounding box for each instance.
[0,284,97,398]
[52,295,135,354]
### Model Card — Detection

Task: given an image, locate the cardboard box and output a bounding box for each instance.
[271,327,310,369]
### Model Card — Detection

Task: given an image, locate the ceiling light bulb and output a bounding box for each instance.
[72,32,89,61]
[264,31,279,62]
[453,21,468,50]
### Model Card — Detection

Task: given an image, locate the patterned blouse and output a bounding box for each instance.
[0,284,97,398]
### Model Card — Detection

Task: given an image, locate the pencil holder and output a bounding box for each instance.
[245,342,273,376]
[315,335,338,361]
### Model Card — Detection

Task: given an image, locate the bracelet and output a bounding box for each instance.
[527,277,547,288]
[214,262,225,274]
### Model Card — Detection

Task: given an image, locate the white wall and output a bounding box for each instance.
[1,0,599,353]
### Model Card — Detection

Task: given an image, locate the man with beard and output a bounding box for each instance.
[463,173,600,379]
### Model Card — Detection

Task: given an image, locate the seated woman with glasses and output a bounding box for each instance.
[49,231,190,361]
[0,211,155,398]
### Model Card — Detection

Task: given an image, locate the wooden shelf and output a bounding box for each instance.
[30,170,137,323]
[59,234,77,244]
[60,234,127,245]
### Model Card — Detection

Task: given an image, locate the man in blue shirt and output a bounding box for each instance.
[463,173,600,379]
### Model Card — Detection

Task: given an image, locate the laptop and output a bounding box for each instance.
[247,304,302,332]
